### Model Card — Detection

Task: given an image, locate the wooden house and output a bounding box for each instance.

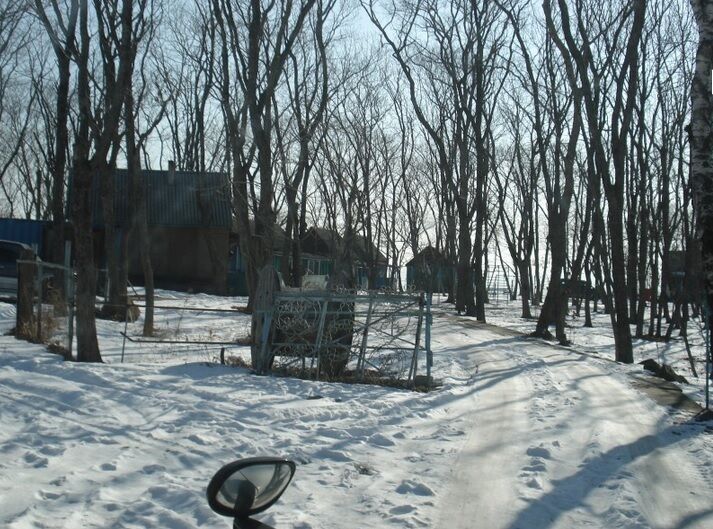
[405,246,454,293]
[301,227,392,289]
[87,166,232,293]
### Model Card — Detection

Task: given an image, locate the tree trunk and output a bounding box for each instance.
[689,0,713,340]
[125,85,153,336]
[49,56,72,267]
[72,159,101,362]
[518,261,533,319]
[455,209,476,316]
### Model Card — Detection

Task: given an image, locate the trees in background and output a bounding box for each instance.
[0,0,707,364]
[364,0,513,320]
[32,0,78,265]
[211,0,319,307]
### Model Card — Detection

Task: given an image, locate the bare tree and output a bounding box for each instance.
[32,0,79,264]
[125,6,167,337]
[212,0,318,307]
[690,0,713,337]
[541,0,646,361]
[1,2,34,198]
[71,0,142,362]
[364,0,513,320]
[276,0,340,286]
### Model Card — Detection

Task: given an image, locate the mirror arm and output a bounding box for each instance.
[233,517,276,529]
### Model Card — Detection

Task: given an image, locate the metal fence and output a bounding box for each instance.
[111,300,252,364]
[254,290,433,388]
[486,266,513,305]
[16,259,75,356]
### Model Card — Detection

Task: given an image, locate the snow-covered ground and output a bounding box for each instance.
[98,289,253,364]
[481,298,711,407]
[1,292,713,528]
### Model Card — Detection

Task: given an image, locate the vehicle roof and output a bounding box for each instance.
[0,239,33,250]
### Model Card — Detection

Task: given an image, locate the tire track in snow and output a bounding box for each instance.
[435,315,713,529]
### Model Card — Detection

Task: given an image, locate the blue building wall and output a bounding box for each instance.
[0,218,49,257]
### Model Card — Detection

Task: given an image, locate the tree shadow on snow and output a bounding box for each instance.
[507,422,713,529]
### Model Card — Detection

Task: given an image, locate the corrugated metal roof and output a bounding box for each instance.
[91,168,232,229]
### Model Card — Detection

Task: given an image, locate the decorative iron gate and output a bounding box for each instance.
[253,289,433,388]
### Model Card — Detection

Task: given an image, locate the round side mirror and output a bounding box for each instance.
[207,457,296,524]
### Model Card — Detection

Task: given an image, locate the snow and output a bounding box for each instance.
[97,289,252,364]
[436,314,713,529]
[1,292,713,529]
[483,299,711,407]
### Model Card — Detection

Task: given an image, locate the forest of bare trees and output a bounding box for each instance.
[0,0,711,364]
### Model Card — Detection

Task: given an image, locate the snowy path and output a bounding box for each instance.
[2,300,713,529]
[435,315,713,529]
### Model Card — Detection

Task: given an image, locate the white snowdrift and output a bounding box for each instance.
[1,294,712,529]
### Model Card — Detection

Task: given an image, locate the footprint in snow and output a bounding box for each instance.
[37,489,62,500]
[287,448,311,465]
[521,461,547,473]
[395,480,435,496]
[39,445,65,457]
[49,476,66,486]
[390,505,416,515]
[23,451,49,468]
[313,447,351,462]
[525,477,543,490]
[186,433,211,445]
[526,446,552,460]
[141,464,165,474]
[368,433,396,447]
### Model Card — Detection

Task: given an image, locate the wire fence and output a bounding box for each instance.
[15,259,74,357]
[105,300,252,364]
[13,260,435,386]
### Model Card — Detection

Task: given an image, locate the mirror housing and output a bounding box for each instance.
[207,457,296,525]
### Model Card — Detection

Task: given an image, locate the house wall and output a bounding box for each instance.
[128,227,229,293]
[302,231,332,257]
[227,247,334,295]
[406,263,454,293]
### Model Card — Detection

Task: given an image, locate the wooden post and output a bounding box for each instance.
[426,292,433,389]
[16,250,36,341]
[312,297,329,380]
[357,296,374,380]
[251,265,280,373]
[408,293,425,386]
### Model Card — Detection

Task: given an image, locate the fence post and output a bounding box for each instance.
[252,265,280,373]
[16,251,36,340]
[35,261,42,341]
[426,292,433,389]
[357,295,374,380]
[408,293,425,387]
[258,311,273,374]
[312,296,329,380]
